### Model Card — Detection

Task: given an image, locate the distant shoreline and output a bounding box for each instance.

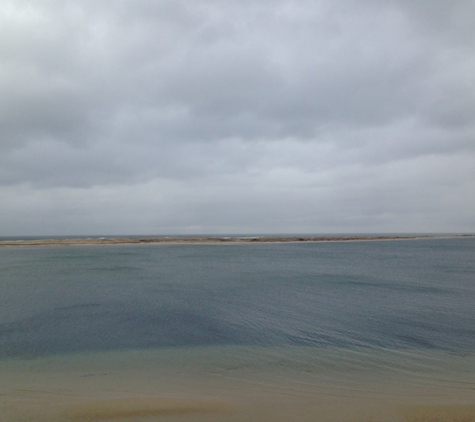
[0,234,474,247]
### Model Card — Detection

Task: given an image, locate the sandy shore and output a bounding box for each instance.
[0,234,473,247]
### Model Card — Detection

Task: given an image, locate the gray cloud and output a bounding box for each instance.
[1,0,474,235]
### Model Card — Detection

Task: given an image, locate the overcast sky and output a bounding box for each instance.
[1,0,474,236]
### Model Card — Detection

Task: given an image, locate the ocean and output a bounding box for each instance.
[1,238,474,421]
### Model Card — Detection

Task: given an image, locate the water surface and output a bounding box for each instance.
[1,238,474,421]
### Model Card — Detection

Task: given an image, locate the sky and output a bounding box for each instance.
[1,0,475,236]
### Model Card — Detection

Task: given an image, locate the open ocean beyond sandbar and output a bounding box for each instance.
[1,237,475,421]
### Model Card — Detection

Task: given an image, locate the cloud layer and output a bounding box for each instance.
[1,0,474,235]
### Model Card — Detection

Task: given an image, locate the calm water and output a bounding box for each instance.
[1,238,475,421]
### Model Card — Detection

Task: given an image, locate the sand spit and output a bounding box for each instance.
[0,234,473,247]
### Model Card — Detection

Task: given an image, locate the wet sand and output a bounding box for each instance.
[1,234,473,247]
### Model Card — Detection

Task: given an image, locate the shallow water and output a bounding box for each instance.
[2,346,475,421]
[1,238,475,421]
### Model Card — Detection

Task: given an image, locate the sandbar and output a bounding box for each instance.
[1,234,473,247]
